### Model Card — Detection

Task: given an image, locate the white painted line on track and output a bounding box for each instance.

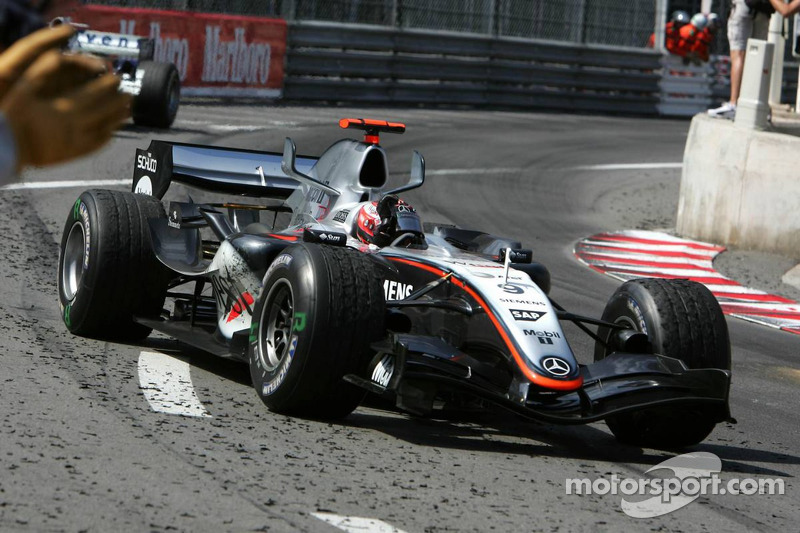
[137,351,212,418]
[426,167,521,176]
[312,513,407,533]
[176,118,303,132]
[1,179,129,191]
[571,162,683,171]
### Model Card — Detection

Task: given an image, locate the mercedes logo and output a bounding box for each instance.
[541,356,571,377]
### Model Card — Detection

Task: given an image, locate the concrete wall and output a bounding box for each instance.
[677,114,800,255]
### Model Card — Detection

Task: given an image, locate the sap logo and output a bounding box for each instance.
[511,309,546,322]
[137,153,157,173]
[371,354,394,388]
[384,280,413,300]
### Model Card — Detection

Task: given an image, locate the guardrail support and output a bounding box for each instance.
[735,39,774,130]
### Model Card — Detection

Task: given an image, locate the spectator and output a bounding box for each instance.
[676,13,709,62]
[767,0,800,17]
[689,13,722,63]
[0,21,131,184]
[692,13,722,62]
[709,0,800,119]
[648,10,690,55]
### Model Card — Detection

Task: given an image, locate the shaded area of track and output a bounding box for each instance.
[0,105,796,532]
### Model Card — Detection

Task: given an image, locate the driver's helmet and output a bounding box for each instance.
[707,13,721,31]
[671,10,690,27]
[690,13,708,30]
[355,195,423,247]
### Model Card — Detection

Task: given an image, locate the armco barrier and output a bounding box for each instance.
[71,5,287,97]
[284,22,663,115]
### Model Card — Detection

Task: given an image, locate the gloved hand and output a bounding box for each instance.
[0,25,131,170]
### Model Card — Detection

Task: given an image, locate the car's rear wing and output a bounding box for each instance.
[69,29,155,61]
[132,140,318,199]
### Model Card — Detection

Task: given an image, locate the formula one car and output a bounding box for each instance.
[66,25,180,128]
[57,119,732,448]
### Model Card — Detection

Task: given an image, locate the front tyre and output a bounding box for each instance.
[249,244,385,419]
[595,278,730,448]
[57,190,171,340]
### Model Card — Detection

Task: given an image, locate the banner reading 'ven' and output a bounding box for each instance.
[69,4,287,98]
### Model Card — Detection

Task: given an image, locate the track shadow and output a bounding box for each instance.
[126,338,799,476]
[342,404,798,477]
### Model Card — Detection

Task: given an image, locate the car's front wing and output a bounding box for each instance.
[346,334,732,425]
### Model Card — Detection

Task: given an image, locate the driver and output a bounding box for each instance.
[354,195,424,247]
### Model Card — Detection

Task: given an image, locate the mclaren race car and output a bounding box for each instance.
[57,119,732,448]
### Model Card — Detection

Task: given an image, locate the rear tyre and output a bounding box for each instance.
[595,278,730,448]
[249,244,385,419]
[132,61,180,128]
[57,190,171,340]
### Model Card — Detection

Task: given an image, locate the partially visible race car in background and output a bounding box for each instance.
[65,24,180,128]
[57,118,733,449]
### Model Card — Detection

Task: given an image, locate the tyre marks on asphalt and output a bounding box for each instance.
[575,230,800,335]
[311,512,407,533]
[137,351,212,418]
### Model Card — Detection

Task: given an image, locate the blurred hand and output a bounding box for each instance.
[0,24,78,99]
[0,26,131,169]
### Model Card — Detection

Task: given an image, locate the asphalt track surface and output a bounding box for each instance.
[1,104,798,532]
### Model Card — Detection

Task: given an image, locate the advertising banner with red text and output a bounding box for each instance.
[67,4,286,98]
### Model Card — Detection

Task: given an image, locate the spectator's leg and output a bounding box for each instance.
[730,49,746,104]
[726,0,753,105]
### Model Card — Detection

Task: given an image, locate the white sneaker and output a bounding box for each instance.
[708,102,736,119]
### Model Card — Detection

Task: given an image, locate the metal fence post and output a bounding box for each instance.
[654,0,668,52]
[576,0,586,44]
[488,0,496,36]
[394,0,402,28]
[281,0,297,20]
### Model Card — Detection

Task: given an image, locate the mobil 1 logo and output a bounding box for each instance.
[510,309,546,322]
[524,329,561,345]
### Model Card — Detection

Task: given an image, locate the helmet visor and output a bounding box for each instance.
[395,212,423,235]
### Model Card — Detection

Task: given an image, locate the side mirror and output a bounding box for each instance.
[281,137,339,196]
[384,151,425,195]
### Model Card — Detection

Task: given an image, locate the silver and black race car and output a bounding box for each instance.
[57,119,732,448]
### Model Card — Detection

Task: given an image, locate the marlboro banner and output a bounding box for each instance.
[69,5,287,98]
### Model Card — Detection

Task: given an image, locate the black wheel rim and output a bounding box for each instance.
[258,280,294,371]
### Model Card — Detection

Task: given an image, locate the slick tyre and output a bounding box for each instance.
[249,244,385,419]
[58,190,171,340]
[594,278,730,448]
[132,61,180,128]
